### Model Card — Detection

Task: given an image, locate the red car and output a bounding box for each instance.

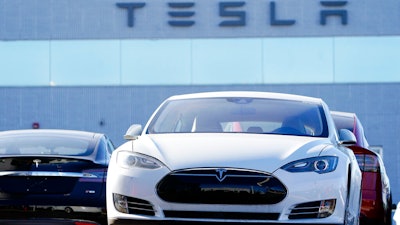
[332,111,392,225]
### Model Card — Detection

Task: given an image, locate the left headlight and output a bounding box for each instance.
[281,156,338,174]
[117,151,163,169]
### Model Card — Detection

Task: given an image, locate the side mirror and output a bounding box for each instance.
[124,124,142,140]
[338,129,357,146]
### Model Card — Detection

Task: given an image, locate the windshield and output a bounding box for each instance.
[0,136,92,156]
[147,97,328,137]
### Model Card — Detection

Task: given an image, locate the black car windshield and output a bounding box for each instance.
[0,136,92,156]
[147,97,328,137]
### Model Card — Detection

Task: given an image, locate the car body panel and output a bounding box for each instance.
[394,202,400,225]
[108,91,362,225]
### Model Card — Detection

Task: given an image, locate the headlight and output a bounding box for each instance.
[117,151,163,169]
[281,156,338,174]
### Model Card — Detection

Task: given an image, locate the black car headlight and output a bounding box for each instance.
[281,156,338,174]
[117,151,163,169]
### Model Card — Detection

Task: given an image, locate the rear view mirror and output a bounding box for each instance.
[124,124,142,140]
[338,129,357,146]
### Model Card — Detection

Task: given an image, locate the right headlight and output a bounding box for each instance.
[117,151,163,169]
[281,156,338,174]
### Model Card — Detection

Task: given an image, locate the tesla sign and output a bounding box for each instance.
[116,1,348,28]
[113,0,399,38]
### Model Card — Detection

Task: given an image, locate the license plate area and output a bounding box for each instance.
[0,176,77,194]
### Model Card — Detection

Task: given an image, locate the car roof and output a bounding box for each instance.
[331,111,356,118]
[330,111,356,129]
[331,111,357,128]
[167,91,323,104]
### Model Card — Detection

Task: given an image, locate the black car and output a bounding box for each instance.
[0,129,114,222]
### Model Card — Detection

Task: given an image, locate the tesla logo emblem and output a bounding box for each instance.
[33,159,41,168]
[215,168,227,182]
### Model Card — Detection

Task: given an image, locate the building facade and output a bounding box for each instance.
[1,0,400,202]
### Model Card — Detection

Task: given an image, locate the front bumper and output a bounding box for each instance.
[107,164,350,224]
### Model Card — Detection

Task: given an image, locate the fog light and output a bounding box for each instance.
[113,193,128,213]
[318,199,336,218]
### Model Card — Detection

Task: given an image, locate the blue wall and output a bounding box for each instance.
[1,84,399,201]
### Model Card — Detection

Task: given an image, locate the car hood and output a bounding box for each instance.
[131,133,332,172]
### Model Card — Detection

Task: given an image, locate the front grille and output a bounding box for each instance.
[157,168,287,204]
[289,201,321,219]
[288,199,336,219]
[164,210,280,220]
[126,196,155,216]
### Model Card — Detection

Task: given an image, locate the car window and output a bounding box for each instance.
[147,97,328,137]
[332,115,354,132]
[0,137,91,156]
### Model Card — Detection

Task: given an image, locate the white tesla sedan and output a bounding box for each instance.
[107,91,362,225]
